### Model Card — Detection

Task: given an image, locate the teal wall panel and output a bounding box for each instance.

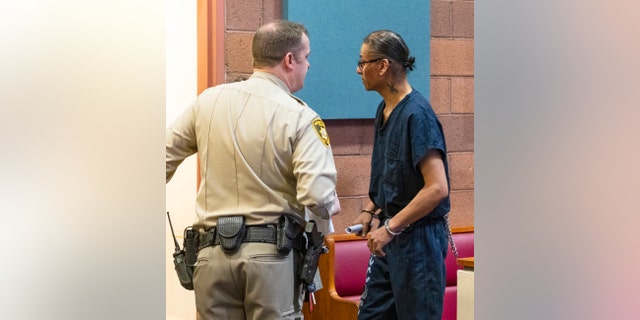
[284,0,430,119]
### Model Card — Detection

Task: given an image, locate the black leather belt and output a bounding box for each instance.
[198,224,277,249]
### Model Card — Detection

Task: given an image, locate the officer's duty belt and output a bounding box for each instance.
[198,224,277,249]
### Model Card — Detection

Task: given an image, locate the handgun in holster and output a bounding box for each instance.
[299,220,328,298]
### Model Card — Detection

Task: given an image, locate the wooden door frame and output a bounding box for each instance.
[197,0,224,92]
[196,0,224,187]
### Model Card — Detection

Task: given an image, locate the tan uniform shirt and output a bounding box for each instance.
[166,71,340,228]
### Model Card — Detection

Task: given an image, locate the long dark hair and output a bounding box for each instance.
[363,30,416,75]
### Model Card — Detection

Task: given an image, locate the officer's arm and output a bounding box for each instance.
[166,105,198,183]
[292,117,341,219]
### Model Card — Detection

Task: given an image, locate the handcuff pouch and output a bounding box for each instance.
[216,216,246,254]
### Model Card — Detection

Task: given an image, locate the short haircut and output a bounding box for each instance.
[252,20,309,68]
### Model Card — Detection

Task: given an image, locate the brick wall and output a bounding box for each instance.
[223,0,474,231]
[431,0,474,227]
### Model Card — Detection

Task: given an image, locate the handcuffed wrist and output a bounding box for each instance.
[361,209,378,218]
[384,219,404,236]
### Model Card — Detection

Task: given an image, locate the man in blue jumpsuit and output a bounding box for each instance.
[351,29,451,320]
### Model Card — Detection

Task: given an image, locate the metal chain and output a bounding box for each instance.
[444,214,459,259]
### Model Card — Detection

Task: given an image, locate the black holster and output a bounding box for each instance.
[299,220,328,293]
[184,227,198,266]
[276,215,303,256]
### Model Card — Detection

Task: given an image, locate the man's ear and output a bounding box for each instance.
[379,58,390,75]
[283,52,295,69]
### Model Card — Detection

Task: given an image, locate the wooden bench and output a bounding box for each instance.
[303,226,474,320]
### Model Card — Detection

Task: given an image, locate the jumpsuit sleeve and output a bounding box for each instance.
[166,103,198,183]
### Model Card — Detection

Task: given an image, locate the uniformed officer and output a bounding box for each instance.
[166,20,341,320]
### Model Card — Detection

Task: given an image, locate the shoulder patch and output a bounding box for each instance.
[312,117,330,147]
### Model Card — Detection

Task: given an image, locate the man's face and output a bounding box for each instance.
[357,43,383,92]
[290,33,311,93]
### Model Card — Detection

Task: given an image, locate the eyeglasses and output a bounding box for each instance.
[357,58,385,70]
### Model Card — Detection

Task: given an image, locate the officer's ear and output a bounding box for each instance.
[283,52,296,70]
